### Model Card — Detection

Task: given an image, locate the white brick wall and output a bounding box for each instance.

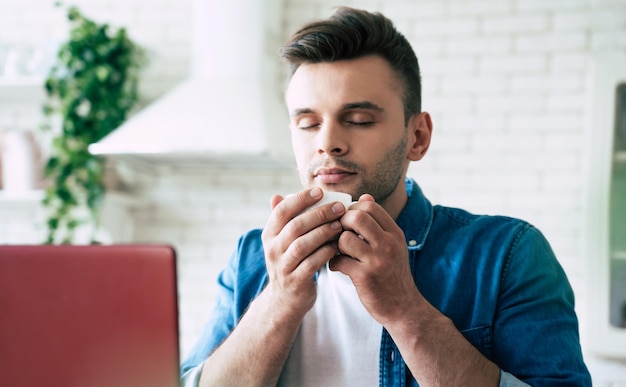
[2,0,626,383]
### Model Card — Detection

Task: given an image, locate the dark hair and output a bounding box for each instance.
[280,7,422,122]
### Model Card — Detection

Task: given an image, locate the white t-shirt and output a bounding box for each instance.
[278,264,382,386]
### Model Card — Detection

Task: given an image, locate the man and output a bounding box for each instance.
[181,7,591,386]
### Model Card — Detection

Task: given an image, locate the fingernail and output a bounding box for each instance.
[330,220,342,230]
[310,187,322,198]
[332,203,344,214]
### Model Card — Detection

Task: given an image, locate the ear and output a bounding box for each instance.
[406,112,432,161]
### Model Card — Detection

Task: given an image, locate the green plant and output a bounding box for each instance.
[41,5,143,244]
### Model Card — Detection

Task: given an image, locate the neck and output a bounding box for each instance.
[380,179,408,220]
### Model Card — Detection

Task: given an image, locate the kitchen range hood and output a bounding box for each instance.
[89,0,294,169]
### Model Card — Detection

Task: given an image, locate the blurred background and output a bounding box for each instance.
[1,0,625,384]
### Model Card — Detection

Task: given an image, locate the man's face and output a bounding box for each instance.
[285,55,411,204]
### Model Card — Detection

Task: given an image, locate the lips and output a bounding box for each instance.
[314,167,356,184]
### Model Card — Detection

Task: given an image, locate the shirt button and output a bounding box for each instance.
[408,240,417,247]
[390,350,395,362]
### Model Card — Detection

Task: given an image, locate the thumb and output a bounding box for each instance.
[270,194,284,210]
[358,194,376,202]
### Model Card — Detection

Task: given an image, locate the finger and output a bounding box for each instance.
[343,200,399,235]
[293,242,339,278]
[358,193,375,202]
[337,229,371,260]
[281,220,343,274]
[267,200,346,270]
[270,194,283,210]
[339,205,380,244]
[284,201,346,240]
[328,254,359,275]
[263,187,324,238]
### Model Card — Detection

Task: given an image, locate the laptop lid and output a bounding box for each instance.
[0,244,180,387]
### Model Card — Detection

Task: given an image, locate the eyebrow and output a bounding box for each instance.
[342,101,385,112]
[290,101,385,118]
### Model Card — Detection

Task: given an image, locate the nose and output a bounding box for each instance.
[317,121,348,156]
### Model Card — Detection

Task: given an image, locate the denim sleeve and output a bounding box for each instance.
[499,370,530,386]
[179,250,239,375]
[493,225,591,385]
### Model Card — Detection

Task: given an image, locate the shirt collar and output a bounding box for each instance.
[395,178,434,251]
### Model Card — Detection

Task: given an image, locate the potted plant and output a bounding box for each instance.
[40,5,143,244]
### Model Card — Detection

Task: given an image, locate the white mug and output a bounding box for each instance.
[289,191,357,212]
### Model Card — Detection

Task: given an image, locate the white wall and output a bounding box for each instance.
[2,0,626,384]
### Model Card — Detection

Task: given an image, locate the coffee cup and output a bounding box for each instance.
[288,190,356,212]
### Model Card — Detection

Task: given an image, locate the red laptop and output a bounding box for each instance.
[0,244,180,387]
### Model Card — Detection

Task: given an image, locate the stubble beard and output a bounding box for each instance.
[302,129,409,204]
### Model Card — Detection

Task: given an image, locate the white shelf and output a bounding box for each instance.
[0,76,46,101]
[0,75,44,85]
[0,189,44,203]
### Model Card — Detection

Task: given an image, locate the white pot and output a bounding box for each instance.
[1,130,38,192]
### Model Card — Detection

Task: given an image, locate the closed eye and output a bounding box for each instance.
[343,111,377,128]
[294,114,321,130]
[297,120,321,130]
[346,120,375,127]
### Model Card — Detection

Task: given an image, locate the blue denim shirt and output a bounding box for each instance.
[181,178,591,386]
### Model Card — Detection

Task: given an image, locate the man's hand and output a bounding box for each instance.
[261,187,346,318]
[199,188,347,387]
[329,194,420,325]
[330,194,500,387]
